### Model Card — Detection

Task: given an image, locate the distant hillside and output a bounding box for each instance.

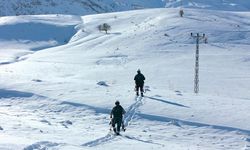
[0,0,249,16]
[0,0,165,16]
[165,0,250,11]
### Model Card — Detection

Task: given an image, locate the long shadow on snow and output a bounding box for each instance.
[0,62,13,65]
[0,89,34,98]
[61,101,110,114]
[145,96,190,108]
[138,113,250,135]
[0,89,111,116]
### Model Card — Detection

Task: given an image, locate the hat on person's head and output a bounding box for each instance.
[115,100,120,105]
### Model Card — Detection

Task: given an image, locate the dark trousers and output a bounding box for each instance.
[112,118,122,132]
[135,84,144,95]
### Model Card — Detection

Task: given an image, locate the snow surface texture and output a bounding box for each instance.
[0,6,250,150]
[0,0,250,16]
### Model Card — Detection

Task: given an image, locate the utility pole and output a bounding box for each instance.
[191,33,205,94]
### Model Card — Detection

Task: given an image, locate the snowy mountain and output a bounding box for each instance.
[0,0,165,16]
[166,0,250,11]
[0,6,250,149]
[0,0,250,16]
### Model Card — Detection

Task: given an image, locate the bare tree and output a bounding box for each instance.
[98,23,111,34]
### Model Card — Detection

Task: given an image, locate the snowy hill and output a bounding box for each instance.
[0,7,250,150]
[0,0,250,16]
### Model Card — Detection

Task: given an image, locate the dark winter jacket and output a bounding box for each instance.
[134,73,145,86]
[110,105,126,119]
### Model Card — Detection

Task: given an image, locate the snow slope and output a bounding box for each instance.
[0,15,81,64]
[0,8,250,150]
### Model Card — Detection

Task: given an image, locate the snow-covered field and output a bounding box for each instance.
[0,7,250,150]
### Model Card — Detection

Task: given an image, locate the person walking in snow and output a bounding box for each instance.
[110,101,126,135]
[134,69,145,97]
[179,9,184,17]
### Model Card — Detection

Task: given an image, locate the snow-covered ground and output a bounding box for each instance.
[0,8,250,150]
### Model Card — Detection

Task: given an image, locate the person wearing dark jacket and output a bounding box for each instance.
[110,101,126,135]
[134,69,145,97]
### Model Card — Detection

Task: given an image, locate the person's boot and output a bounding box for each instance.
[141,92,144,97]
[116,128,120,135]
[122,124,126,131]
[122,127,126,131]
[136,92,139,96]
